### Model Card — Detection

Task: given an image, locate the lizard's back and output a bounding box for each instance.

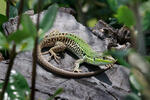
[40,32,97,58]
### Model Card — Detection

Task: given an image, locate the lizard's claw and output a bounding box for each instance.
[73,68,82,73]
[41,51,49,55]
[49,53,60,63]
[105,64,114,69]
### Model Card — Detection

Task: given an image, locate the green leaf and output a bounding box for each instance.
[115,5,135,27]
[21,14,37,38]
[0,32,9,49]
[32,0,53,10]
[0,14,8,32]
[107,0,118,12]
[16,37,34,52]
[107,0,129,12]
[9,5,18,18]
[87,18,98,27]
[28,0,35,9]
[7,15,36,43]
[0,0,6,15]
[107,49,131,68]
[40,4,58,34]
[129,73,143,92]
[0,70,30,100]
[15,0,29,13]
[142,11,150,31]
[140,0,150,13]
[125,93,141,100]
[47,88,63,100]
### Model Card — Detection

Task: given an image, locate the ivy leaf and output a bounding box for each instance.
[0,70,30,100]
[115,5,135,27]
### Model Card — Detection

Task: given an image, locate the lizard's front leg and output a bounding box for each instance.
[73,59,84,73]
[43,41,66,63]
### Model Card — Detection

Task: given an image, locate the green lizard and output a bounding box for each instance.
[37,30,116,77]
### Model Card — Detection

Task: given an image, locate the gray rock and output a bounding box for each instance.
[1,10,131,100]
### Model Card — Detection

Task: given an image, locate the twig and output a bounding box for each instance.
[6,0,10,18]
[0,0,24,99]
[17,0,24,29]
[0,44,16,100]
[130,1,146,55]
[30,0,41,99]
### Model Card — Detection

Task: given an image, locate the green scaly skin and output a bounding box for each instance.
[37,30,116,78]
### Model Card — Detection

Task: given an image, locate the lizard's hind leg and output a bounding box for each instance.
[46,41,66,63]
[73,59,84,73]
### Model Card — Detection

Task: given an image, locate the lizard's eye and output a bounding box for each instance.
[45,35,48,38]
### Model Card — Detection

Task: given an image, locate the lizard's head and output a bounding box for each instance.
[85,55,116,65]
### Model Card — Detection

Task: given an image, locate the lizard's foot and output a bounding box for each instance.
[73,68,82,73]
[42,51,49,55]
[50,53,60,63]
[105,64,114,69]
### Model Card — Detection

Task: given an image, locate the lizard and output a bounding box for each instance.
[37,30,116,78]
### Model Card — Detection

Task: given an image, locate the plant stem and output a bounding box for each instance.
[6,0,10,18]
[17,0,24,29]
[130,1,146,55]
[0,44,16,100]
[30,0,41,100]
[0,0,24,99]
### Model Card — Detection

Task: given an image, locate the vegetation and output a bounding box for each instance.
[0,0,150,100]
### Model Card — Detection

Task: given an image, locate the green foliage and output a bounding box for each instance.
[87,18,98,27]
[107,0,129,12]
[0,32,9,49]
[7,15,36,52]
[125,93,141,100]
[0,15,36,52]
[115,5,135,27]
[0,14,8,32]
[40,3,58,34]
[0,0,6,15]
[47,88,63,100]
[107,0,119,12]
[39,3,58,42]
[9,5,18,18]
[142,11,150,31]
[108,49,131,68]
[0,70,30,100]
[129,73,143,94]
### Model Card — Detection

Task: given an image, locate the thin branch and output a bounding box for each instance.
[17,0,24,29]
[6,0,10,18]
[30,0,41,99]
[130,1,146,55]
[0,44,16,100]
[0,0,24,99]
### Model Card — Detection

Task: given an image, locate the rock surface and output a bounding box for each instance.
[0,10,131,100]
